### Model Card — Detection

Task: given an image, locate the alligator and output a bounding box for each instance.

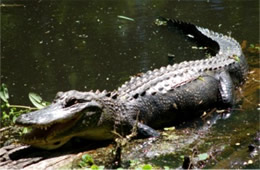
[15,18,248,150]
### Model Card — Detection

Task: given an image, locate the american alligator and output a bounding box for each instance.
[15,18,248,150]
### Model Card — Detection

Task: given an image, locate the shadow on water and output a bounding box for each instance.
[1,0,259,169]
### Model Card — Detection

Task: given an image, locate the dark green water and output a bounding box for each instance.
[1,0,259,168]
[1,0,259,104]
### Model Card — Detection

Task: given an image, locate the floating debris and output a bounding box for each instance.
[0,3,26,7]
[168,53,175,58]
[191,46,208,50]
[154,18,167,26]
[117,15,135,22]
[235,142,240,146]
[187,34,194,38]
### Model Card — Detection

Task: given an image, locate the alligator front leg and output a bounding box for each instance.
[218,71,234,106]
[114,116,160,138]
[136,122,160,138]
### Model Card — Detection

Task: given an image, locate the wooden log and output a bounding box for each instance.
[0,140,112,169]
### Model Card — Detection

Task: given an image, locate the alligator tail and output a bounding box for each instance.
[160,17,248,81]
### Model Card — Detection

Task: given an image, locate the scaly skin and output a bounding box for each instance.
[15,18,248,150]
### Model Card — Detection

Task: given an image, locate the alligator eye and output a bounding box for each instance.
[65,98,86,108]
[65,98,78,107]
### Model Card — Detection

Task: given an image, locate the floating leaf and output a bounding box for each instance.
[198,153,209,161]
[28,93,45,109]
[0,83,9,103]
[117,15,135,21]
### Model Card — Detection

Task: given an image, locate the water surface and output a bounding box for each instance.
[2,0,258,104]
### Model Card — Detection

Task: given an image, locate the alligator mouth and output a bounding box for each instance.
[19,116,81,145]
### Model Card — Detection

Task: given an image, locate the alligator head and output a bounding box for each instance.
[15,90,115,150]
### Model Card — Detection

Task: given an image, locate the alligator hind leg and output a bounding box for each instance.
[218,71,234,107]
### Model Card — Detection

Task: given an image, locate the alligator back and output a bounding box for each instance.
[116,18,248,128]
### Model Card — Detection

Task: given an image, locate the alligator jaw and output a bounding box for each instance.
[15,98,101,149]
[17,110,82,150]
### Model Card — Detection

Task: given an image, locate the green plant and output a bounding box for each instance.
[78,154,104,169]
[0,83,49,127]
[128,160,155,170]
